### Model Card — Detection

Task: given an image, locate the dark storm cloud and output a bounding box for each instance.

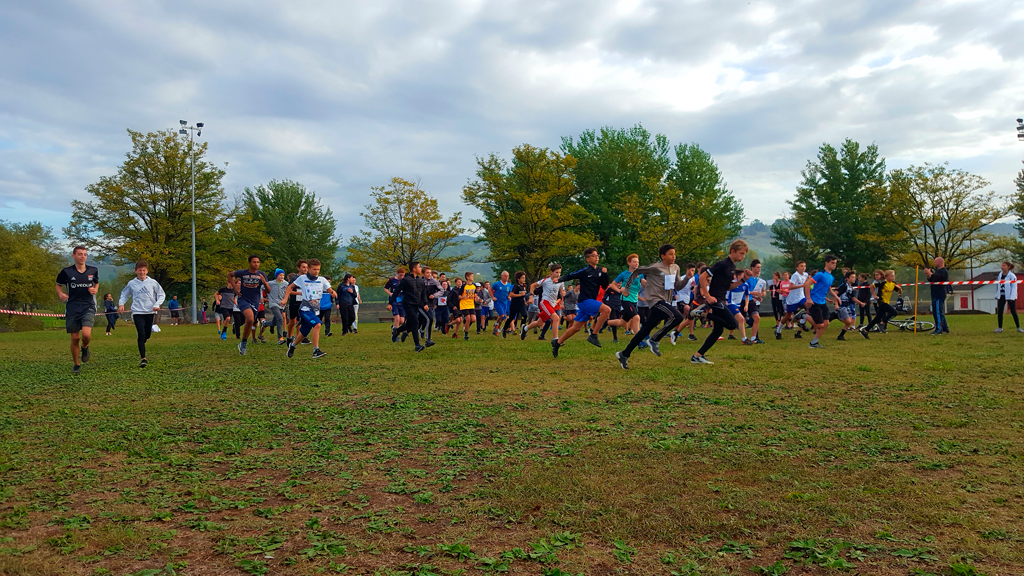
[1,0,1022,237]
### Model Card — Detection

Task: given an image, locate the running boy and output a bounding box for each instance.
[692,240,748,365]
[775,261,809,340]
[551,247,611,358]
[282,259,334,359]
[118,261,165,368]
[55,246,99,373]
[835,270,862,340]
[861,269,901,338]
[522,264,565,340]
[615,243,687,369]
[233,256,272,355]
[491,271,512,336]
[804,254,838,348]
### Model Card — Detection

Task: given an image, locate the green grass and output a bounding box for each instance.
[0,316,1021,575]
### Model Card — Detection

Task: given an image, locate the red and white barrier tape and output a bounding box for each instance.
[0,309,66,318]
[895,279,1023,288]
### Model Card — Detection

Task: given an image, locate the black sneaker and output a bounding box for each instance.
[615,351,629,370]
[287,344,296,358]
[649,340,661,357]
[259,335,266,344]
[690,354,713,365]
[501,328,507,338]
[859,327,870,340]
[687,334,697,341]
[415,345,425,353]
[139,358,147,368]
[727,335,737,340]
[586,334,601,348]
[612,338,619,344]
[312,348,327,359]
[287,336,294,346]
[794,332,802,339]
[392,327,399,343]
[520,324,528,340]
[278,338,287,345]
[775,332,782,340]
[809,341,823,349]
[238,340,247,355]
[401,332,408,342]
[464,333,469,341]
[325,332,333,337]
[72,364,81,374]
[551,338,561,358]
[80,347,91,363]
[837,332,846,341]
[301,338,311,345]
[425,340,435,348]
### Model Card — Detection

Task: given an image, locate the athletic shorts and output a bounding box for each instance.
[65,305,96,333]
[574,298,603,323]
[460,307,476,319]
[493,301,509,316]
[606,305,621,321]
[480,306,490,317]
[727,303,742,316]
[809,303,830,325]
[676,302,688,316]
[217,307,232,320]
[621,301,638,321]
[170,310,179,318]
[538,300,559,322]
[838,305,855,322]
[298,308,321,336]
[391,303,405,317]
[256,309,266,320]
[237,298,259,314]
[786,299,806,314]
[288,301,300,319]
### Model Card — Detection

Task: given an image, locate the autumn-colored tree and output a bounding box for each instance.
[884,163,1012,269]
[64,129,272,292]
[462,144,596,282]
[346,177,467,283]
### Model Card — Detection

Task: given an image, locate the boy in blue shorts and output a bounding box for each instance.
[775,261,809,340]
[744,259,767,344]
[282,258,335,359]
[726,268,752,344]
[805,254,839,348]
[835,270,862,340]
[490,271,512,336]
[551,247,610,358]
[233,255,272,355]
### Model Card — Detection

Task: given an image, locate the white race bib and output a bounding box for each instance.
[664,274,676,290]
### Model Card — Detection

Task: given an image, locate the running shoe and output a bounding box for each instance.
[278,338,287,345]
[325,332,333,337]
[837,332,846,341]
[259,335,266,344]
[615,351,629,370]
[754,337,765,344]
[301,338,311,345]
[415,345,425,353]
[670,332,678,345]
[238,340,247,355]
[624,330,634,336]
[649,340,661,357]
[727,335,736,340]
[741,338,753,346]
[690,354,713,365]
[689,304,706,318]
[81,347,91,363]
[809,341,823,349]
[858,327,870,339]
[401,332,408,342]
[392,326,399,342]
[994,328,1003,333]
[139,358,147,368]
[551,338,561,358]
[464,333,469,341]
[586,334,601,348]
[521,324,528,340]
[687,334,697,341]
[1018,328,1024,333]
[612,338,619,344]
[638,339,648,350]
[312,348,327,359]
[287,344,295,358]
[221,331,227,341]
[425,340,435,348]
[72,364,81,374]
[794,332,802,339]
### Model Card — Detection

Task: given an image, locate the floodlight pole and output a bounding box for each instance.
[179,120,204,324]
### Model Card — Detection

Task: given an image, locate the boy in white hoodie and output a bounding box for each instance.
[118,261,165,368]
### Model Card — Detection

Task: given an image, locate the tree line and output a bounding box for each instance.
[4,128,1024,316]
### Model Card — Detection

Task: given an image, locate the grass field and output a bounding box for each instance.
[1,315,1022,576]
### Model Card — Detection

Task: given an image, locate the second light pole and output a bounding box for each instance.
[179,119,204,325]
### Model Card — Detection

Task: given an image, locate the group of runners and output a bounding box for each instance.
[55,243,1022,373]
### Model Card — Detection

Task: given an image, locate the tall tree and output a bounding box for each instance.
[771,139,902,269]
[462,145,596,282]
[242,179,341,277]
[65,129,272,291]
[347,177,466,282]
[0,221,64,312]
[561,124,671,263]
[665,142,744,259]
[884,163,1012,269]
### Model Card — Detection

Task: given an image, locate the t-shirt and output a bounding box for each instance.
[384,277,401,304]
[785,271,808,305]
[877,280,899,305]
[292,274,331,311]
[836,282,855,307]
[857,281,872,303]
[636,288,648,307]
[614,270,643,304]
[745,277,767,304]
[675,275,696,304]
[706,257,736,302]
[56,265,99,310]
[319,290,333,310]
[562,289,578,310]
[459,282,477,310]
[726,280,748,306]
[217,287,236,310]
[538,278,564,306]
[779,280,791,298]
[559,265,609,302]
[492,281,512,303]
[233,270,268,303]
[510,283,527,309]
[603,285,622,307]
[808,271,834,305]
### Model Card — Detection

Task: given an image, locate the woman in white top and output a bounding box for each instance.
[118,260,166,367]
[351,277,361,333]
[994,261,1020,333]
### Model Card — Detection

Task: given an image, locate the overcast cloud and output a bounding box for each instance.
[2,0,1023,241]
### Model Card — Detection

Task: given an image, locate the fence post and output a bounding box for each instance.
[914,266,919,334]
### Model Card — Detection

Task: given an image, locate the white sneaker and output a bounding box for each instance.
[994,328,1003,333]
[151,325,161,333]
[1018,327,1024,333]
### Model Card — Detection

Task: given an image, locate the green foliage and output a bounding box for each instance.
[0,221,64,311]
[561,124,671,264]
[64,129,273,293]
[771,139,900,269]
[665,143,744,258]
[462,145,596,282]
[242,179,342,278]
[348,177,467,283]
[885,163,1012,269]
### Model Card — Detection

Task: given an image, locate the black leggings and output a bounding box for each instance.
[859,304,871,324]
[865,302,895,331]
[338,303,355,334]
[771,297,783,322]
[997,297,1019,329]
[697,304,739,356]
[622,301,683,357]
[319,309,332,334]
[435,307,449,332]
[503,305,527,333]
[105,313,118,333]
[231,311,244,338]
[398,307,421,346]
[133,314,154,359]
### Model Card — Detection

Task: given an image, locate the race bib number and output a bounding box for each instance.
[664,274,676,290]
[439,297,447,305]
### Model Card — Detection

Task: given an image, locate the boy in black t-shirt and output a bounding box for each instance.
[501,272,529,337]
[55,246,99,374]
[692,241,748,365]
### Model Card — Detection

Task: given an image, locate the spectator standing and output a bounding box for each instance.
[994,262,1020,333]
[923,257,950,335]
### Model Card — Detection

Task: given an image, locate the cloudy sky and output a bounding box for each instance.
[2,0,1022,242]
